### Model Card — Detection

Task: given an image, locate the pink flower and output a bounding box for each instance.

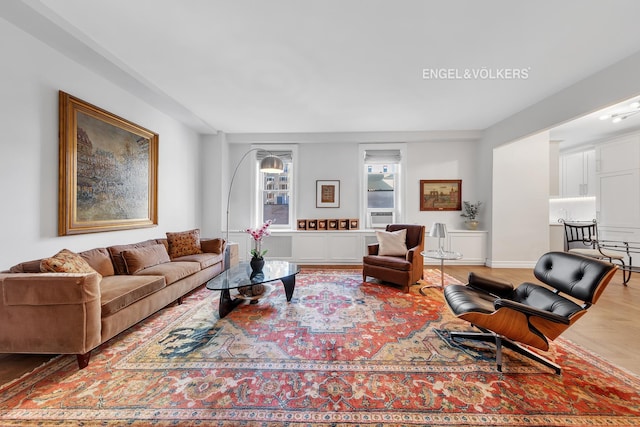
[246,220,274,259]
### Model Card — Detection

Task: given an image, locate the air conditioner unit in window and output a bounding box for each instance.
[368,211,394,229]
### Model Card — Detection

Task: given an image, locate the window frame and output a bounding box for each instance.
[253,144,298,230]
[359,143,407,228]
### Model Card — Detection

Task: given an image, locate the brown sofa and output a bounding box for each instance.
[0,233,225,368]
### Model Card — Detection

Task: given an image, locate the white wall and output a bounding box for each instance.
[224,138,479,233]
[491,131,550,267]
[406,140,479,229]
[479,50,640,264]
[0,19,203,269]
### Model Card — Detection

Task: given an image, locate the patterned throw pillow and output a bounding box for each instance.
[40,248,101,278]
[166,229,203,259]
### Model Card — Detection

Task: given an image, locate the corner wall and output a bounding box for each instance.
[480,50,640,265]
[0,18,203,269]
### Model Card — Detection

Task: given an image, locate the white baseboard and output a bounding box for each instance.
[485,259,537,269]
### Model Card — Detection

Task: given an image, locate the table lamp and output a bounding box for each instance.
[429,222,447,255]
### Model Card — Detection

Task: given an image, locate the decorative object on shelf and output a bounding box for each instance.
[460,201,482,230]
[237,282,273,303]
[58,91,159,235]
[428,223,448,255]
[245,220,273,274]
[238,283,266,297]
[316,180,340,208]
[226,149,283,257]
[420,180,462,211]
[296,218,359,231]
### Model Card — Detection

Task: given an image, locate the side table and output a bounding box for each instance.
[420,250,463,293]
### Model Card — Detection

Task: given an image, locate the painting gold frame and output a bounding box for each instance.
[420,179,462,211]
[58,91,158,235]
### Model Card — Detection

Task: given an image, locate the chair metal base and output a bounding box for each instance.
[449,330,561,374]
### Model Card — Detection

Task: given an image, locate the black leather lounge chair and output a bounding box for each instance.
[443,251,617,374]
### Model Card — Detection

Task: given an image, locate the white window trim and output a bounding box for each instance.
[359,143,407,228]
[252,144,298,230]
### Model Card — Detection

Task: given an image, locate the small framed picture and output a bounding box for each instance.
[316,180,340,208]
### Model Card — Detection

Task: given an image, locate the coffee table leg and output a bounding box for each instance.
[219,288,243,318]
[281,275,296,301]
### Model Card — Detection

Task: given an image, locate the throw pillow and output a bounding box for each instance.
[40,249,101,278]
[376,229,408,256]
[122,244,171,274]
[166,229,203,259]
[80,247,115,277]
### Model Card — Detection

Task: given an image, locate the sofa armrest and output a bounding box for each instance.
[201,238,226,254]
[0,272,102,354]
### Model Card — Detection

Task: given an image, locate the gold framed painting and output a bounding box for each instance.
[58,91,158,235]
[420,179,462,211]
[316,180,340,208]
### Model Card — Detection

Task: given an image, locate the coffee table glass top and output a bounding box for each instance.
[206,260,300,291]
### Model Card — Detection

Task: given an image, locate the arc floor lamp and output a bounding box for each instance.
[225,148,284,261]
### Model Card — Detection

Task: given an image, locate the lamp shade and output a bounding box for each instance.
[428,223,447,238]
[259,155,284,173]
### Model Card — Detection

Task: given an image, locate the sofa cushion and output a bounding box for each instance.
[80,248,115,277]
[8,259,43,273]
[362,254,411,271]
[172,252,224,269]
[133,261,200,285]
[201,238,224,254]
[122,244,171,274]
[376,229,408,256]
[100,275,166,316]
[108,240,159,275]
[40,249,101,279]
[166,229,203,259]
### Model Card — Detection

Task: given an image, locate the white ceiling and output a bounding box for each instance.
[4,0,640,140]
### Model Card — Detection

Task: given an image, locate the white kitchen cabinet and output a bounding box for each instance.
[560,149,595,197]
[595,133,640,237]
[596,134,640,175]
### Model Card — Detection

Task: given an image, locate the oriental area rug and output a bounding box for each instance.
[1,269,639,426]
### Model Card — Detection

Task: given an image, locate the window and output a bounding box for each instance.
[257,149,294,228]
[361,146,405,227]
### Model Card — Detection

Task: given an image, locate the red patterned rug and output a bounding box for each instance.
[1,269,639,426]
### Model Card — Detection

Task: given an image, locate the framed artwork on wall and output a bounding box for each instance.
[58,91,159,235]
[420,179,462,211]
[316,180,340,208]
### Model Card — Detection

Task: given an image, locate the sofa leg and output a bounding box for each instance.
[177,296,184,305]
[76,352,91,369]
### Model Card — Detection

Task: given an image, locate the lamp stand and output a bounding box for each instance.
[225,148,283,268]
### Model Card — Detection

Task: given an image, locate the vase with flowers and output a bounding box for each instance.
[460,201,482,230]
[245,220,273,275]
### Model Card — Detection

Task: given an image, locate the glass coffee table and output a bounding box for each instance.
[206,260,300,318]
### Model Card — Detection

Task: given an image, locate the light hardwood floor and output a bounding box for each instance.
[443,265,640,376]
[1,265,638,384]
